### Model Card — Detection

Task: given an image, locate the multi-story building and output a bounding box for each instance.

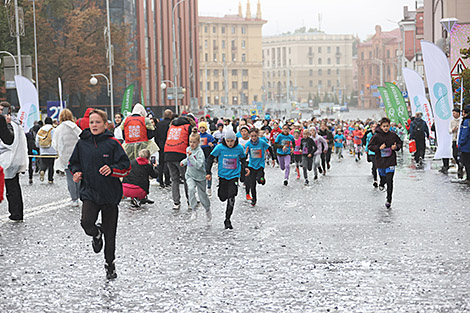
[399,4,425,76]
[199,1,266,106]
[262,31,354,104]
[357,26,402,109]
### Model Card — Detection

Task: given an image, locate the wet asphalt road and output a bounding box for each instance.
[0,151,469,312]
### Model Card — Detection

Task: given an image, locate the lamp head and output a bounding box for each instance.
[90,76,98,85]
[160,82,167,90]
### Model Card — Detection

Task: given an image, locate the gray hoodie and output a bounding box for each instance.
[180,145,206,181]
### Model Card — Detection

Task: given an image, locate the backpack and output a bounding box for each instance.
[37,128,53,148]
[413,120,425,139]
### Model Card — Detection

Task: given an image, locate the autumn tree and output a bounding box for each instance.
[453,37,470,107]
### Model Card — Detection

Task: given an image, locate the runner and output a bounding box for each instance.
[292,129,302,179]
[300,129,317,185]
[334,128,346,160]
[274,124,295,186]
[310,128,328,179]
[365,122,378,188]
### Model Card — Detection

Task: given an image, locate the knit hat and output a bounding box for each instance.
[240,125,250,132]
[132,103,146,117]
[225,129,236,140]
[199,121,208,130]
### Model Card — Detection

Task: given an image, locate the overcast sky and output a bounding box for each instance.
[199,0,419,40]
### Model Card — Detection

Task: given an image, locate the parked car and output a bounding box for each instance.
[332,105,341,112]
[340,106,349,112]
[312,109,322,117]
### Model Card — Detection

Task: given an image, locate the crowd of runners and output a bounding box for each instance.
[1,100,470,279]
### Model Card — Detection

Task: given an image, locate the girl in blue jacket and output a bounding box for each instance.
[69,109,131,279]
[458,106,470,182]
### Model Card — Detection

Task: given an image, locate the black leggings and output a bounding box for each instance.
[5,173,24,220]
[40,157,55,181]
[461,152,470,181]
[379,172,394,203]
[218,178,238,221]
[247,167,265,201]
[302,156,313,179]
[370,155,378,181]
[321,148,332,172]
[81,200,118,264]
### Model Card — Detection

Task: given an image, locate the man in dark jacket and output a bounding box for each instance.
[409,112,429,164]
[458,105,470,182]
[164,115,195,210]
[155,109,172,187]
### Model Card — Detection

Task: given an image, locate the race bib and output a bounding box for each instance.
[251,148,262,159]
[381,148,392,158]
[223,158,237,169]
[201,137,208,146]
[282,140,291,147]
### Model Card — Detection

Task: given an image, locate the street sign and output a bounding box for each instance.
[47,101,65,120]
[451,58,467,77]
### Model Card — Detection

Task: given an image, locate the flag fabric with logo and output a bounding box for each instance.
[402,68,434,138]
[378,86,399,124]
[385,82,410,131]
[14,75,40,133]
[421,40,453,159]
[121,84,134,116]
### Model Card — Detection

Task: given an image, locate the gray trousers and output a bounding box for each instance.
[167,161,188,205]
[313,154,321,176]
[187,177,211,212]
[65,168,80,201]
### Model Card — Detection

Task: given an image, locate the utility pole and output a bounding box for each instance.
[14,0,22,76]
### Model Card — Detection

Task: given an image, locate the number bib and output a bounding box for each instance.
[250,148,262,159]
[223,158,238,169]
[381,148,392,158]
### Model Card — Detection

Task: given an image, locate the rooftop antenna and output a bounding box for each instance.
[318,13,322,32]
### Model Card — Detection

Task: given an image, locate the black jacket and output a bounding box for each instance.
[368,128,403,169]
[155,117,172,149]
[409,117,429,141]
[301,137,318,156]
[68,129,131,205]
[164,116,194,162]
[318,128,334,148]
[0,115,13,145]
[122,157,158,194]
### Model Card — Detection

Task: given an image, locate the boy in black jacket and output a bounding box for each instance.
[300,129,317,185]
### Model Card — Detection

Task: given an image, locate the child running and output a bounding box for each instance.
[300,129,317,185]
[352,125,364,161]
[368,117,403,208]
[180,132,212,222]
[69,109,131,279]
[198,122,215,196]
[293,129,302,179]
[274,124,295,186]
[245,128,273,206]
[334,129,346,160]
[365,122,378,188]
[206,129,249,229]
[310,128,328,179]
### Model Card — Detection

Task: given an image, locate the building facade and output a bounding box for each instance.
[135,0,200,115]
[199,1,266,107]
[399,4,425,76]
[357,26,402,109]
[262,32,354,104]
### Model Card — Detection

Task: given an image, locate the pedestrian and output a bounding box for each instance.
[293,129,302,179]
[154,109,173,188]
[164,114,195,210]
[69,109,131,279]
[352,124,364,162]
[198,121,215,196]
[25,123,40,184]
[51,109,82,206]
[334,128,345,160]
[458,105,470,183]
[368,117,403,208]
[365,122,378,188]
[274,124,295,186]
[206,129,249,229]
[76,108,94,131]
[36,117,57,183]
[318,122,334,172]
[409,112,429,165]
[180,132,212,221]
[113,113,124,143]
[245,128,272,206]
[212,122,226,144]
[311,128,328,179]
[0,101,28,221]
[445,108,463,177]
[122,149,158,208]
[300,129,317,185]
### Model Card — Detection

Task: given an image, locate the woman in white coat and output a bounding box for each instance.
[52,109,82,206]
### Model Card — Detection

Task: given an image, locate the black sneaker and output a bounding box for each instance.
[92,224,103,253]
[259,177,266,185]
[224,219,233,229]
[385,202,391,209]
[105,261,117,279]
[378,185,386,192]
[314,175,318,180]
[283,180,288,186]
[251,199,256,207]
[141,197,154,204]
[131,198,141,208]
[304,179,309,186]
[327,163,330,170]
[373,181,378,188]
[318,167,323,174]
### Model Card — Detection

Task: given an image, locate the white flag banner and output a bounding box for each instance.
[402,67,435,139]
[420,41,453,159]
[14,75,40,132]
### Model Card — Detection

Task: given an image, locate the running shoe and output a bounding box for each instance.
[190,210,197,221]
[304,179,309,186]
[246,194,252,201]
[92,224,103,253]
[314,175,318,180]
[206,210,212,222]
[318,167,323,174]
[259,177,266,185]
[141,197,155,204]
[172,203,181,210]
[373,181,378,188]
[71,200,79,207]
[251,200,256,207]
[105,261,117,279]
[39,170,45,182]
[224,219,233,229]
[29,179,33,185]
[283,180,288,186]
[207,188,212,197]
[378,185,386,192]
[385,202,391,209]
[327,163,330,170]
[131,198,141,208]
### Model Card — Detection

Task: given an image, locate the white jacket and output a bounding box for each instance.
[52,120,82,171]
[0,122,28,179]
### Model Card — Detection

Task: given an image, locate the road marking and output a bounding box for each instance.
[0,199,70,223]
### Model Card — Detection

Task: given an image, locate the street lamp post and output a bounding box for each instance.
[172,0,186,115]
[105,0,115,119]
[90,73,113,116]
[0,51,18,76]
[160,80,176,112]
[13,0,22,76]
[440,17,459,59]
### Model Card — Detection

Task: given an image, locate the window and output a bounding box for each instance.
[232,96,238,105]
[387,65,391,76]
[309,80,313,87]
[222,53,226,61]
[232,81,238,89]
[221,26,225,34]
[309,58,313,65]
[242,54,246,62]
[337,80,340,87]
[369,51,372,59]
[232,53,236,61]
[231,40,236,49]
[318,80,322,86]
[327,69,331,75]
[336,69,340,75]
[361,52,364,60]
[214,82,219,90]
[318,47,322,53]
[327,80,331,87]
[336,46,340,53]
[206,69,211,77]
[361,67,364,76]
[231,26,236,34]
[309,47,313,54]
[204,40,208,48]
[318,69,322,76]
[222,40,226,49]
[267,82,271,88]
[327,46,331,53]
[254,95,258,102]
[214,97,219,105]
[327,58,331,65]
[213,26,216,33]
[318,58,322,65]
[242,81,248,89]
[214,69,219,76]
[267,71,270,78]
[387,50,390,58]
[232,69,238,76]
[206,82,210,90]
[204,26,208,33]
[369,67,372,75]
[309,69,313,76]
[242,40,246,48]
[207,96,210,104]
[336,57,340,64]
[241,27,246,34]
[242,69,248,76]
[213,53,217,61]
[205,53,208,62]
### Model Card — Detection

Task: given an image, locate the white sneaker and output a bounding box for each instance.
[206,210,212,222]
[207,188,212,197]
[71,200,79,207]
[190,210,197,221]
[172,203,181,210]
